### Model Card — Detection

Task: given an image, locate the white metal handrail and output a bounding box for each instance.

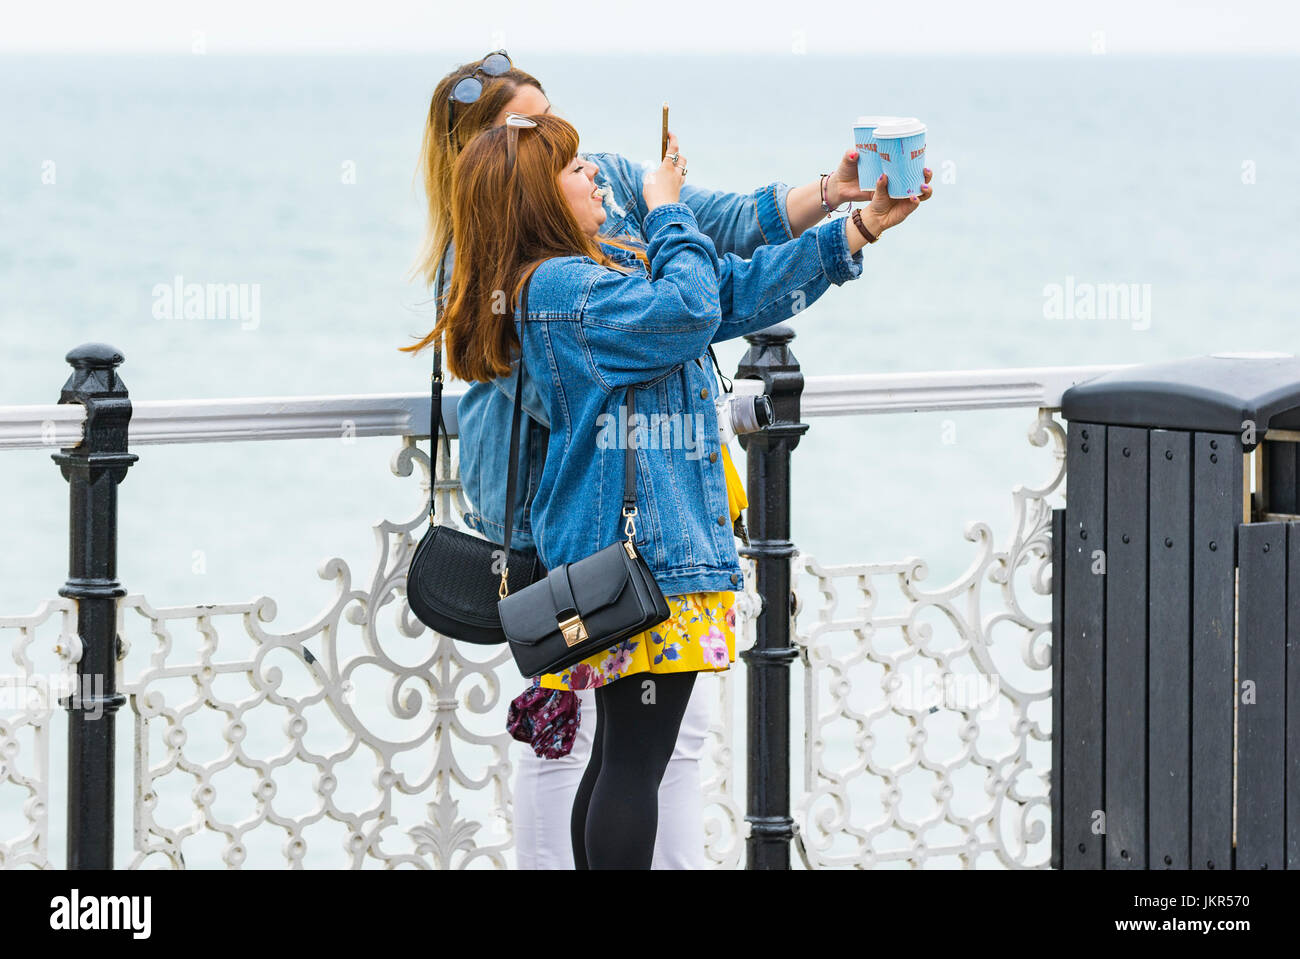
[0,364,1129,451]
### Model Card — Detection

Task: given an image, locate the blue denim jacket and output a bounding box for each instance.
[513,201,861,595]
[455,151,796,549]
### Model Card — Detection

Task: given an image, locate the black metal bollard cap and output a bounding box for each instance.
[64,342,126,367]
[60,342,128,404]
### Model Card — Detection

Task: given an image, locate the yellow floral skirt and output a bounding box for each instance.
[538,440,747,691]
[538,591,737,690]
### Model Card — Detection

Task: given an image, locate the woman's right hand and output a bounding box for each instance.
[643,132,687,211]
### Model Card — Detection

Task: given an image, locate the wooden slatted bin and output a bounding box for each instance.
[1051,353,1300,870]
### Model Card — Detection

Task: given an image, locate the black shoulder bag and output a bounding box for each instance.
[496,277,671,678]
[405,253,547,645]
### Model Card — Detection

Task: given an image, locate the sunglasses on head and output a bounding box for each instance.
[503,113,538,176]
[447,50,512,139]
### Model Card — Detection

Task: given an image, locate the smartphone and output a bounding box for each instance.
[661,102,669,160]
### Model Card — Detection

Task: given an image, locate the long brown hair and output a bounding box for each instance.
[409,60,547,291]
[405,114,643,382]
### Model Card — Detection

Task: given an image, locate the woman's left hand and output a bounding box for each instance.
[825,147,934,208]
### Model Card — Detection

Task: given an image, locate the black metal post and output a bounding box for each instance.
[735,324,807,870]
[52,343,137,870]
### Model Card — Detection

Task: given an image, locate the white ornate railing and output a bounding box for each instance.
[0,599,79,870]
[791,408,1064,868]
[108,432,757,869]
[0,363,1125,869]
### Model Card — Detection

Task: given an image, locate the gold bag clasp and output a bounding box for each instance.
[558,613,588,647]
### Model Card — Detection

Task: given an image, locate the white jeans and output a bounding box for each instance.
[512,673,714,869]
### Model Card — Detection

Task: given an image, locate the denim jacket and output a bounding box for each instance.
[513,201,861,595]
[455,151,796,549]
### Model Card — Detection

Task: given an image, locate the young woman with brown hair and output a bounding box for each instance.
[430,112,925,868]
[402,50,931,869]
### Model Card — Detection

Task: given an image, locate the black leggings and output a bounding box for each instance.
[570,670,697,869]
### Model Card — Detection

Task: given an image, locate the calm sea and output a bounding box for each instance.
[1,53,1296,866]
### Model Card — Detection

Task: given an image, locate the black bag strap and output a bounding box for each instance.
[499,270,640,599]
[428,239,450,525]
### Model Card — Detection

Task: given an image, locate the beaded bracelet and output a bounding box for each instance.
[819,173,850,216]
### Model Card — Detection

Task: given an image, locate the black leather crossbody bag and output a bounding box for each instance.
[405,249,547,645]
[496,275,671,678]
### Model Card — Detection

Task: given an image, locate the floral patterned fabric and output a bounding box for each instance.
[506,680,582,759]
[537,592,737,691]
[536,443,745,691]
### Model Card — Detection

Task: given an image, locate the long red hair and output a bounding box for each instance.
[402,114,645,382]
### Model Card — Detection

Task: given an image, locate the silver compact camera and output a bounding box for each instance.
[715,392,773,446]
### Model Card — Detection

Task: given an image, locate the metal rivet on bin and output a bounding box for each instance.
[1122,447,1130,457]
[1165,537,1173,548]
[1166,450,1173,460]
[1081,443,1089,453]
[1209,541,1217,551]
[1264,542,1270,553]
[1210,453,1218,463]
[1122,533,1130,544]
[1210,439,1218,449]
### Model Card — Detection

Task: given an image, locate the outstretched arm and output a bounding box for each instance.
[710,165,934,343]
[579,142,932,385]
[592,149,791,258]
[592,143,933,254]
[784,149,934,236]
[577,201,724,389]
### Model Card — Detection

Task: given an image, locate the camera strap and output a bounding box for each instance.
[707,345,733,394]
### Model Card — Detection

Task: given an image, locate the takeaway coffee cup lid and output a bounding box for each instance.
[872,118,926,138]
[855,115,903,127]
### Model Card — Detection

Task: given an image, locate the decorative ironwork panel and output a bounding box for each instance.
[117,432,751,869]
[0,599,79,869]
[121,433,516,868]
[700,554,757,868]
[1,404,1068,870]
[791,409,1065,868]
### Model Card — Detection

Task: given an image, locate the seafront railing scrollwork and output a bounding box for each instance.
[0,343,1129,869]
[118,431,518,869]
[0,599,79,870]
[791,408,1065,869]
[116,428,751,869]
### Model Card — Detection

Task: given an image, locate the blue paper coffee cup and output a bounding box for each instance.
[852,116,902,190]
[872,118,927,198]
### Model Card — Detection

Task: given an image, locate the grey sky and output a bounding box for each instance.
[5,0,1298,53]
